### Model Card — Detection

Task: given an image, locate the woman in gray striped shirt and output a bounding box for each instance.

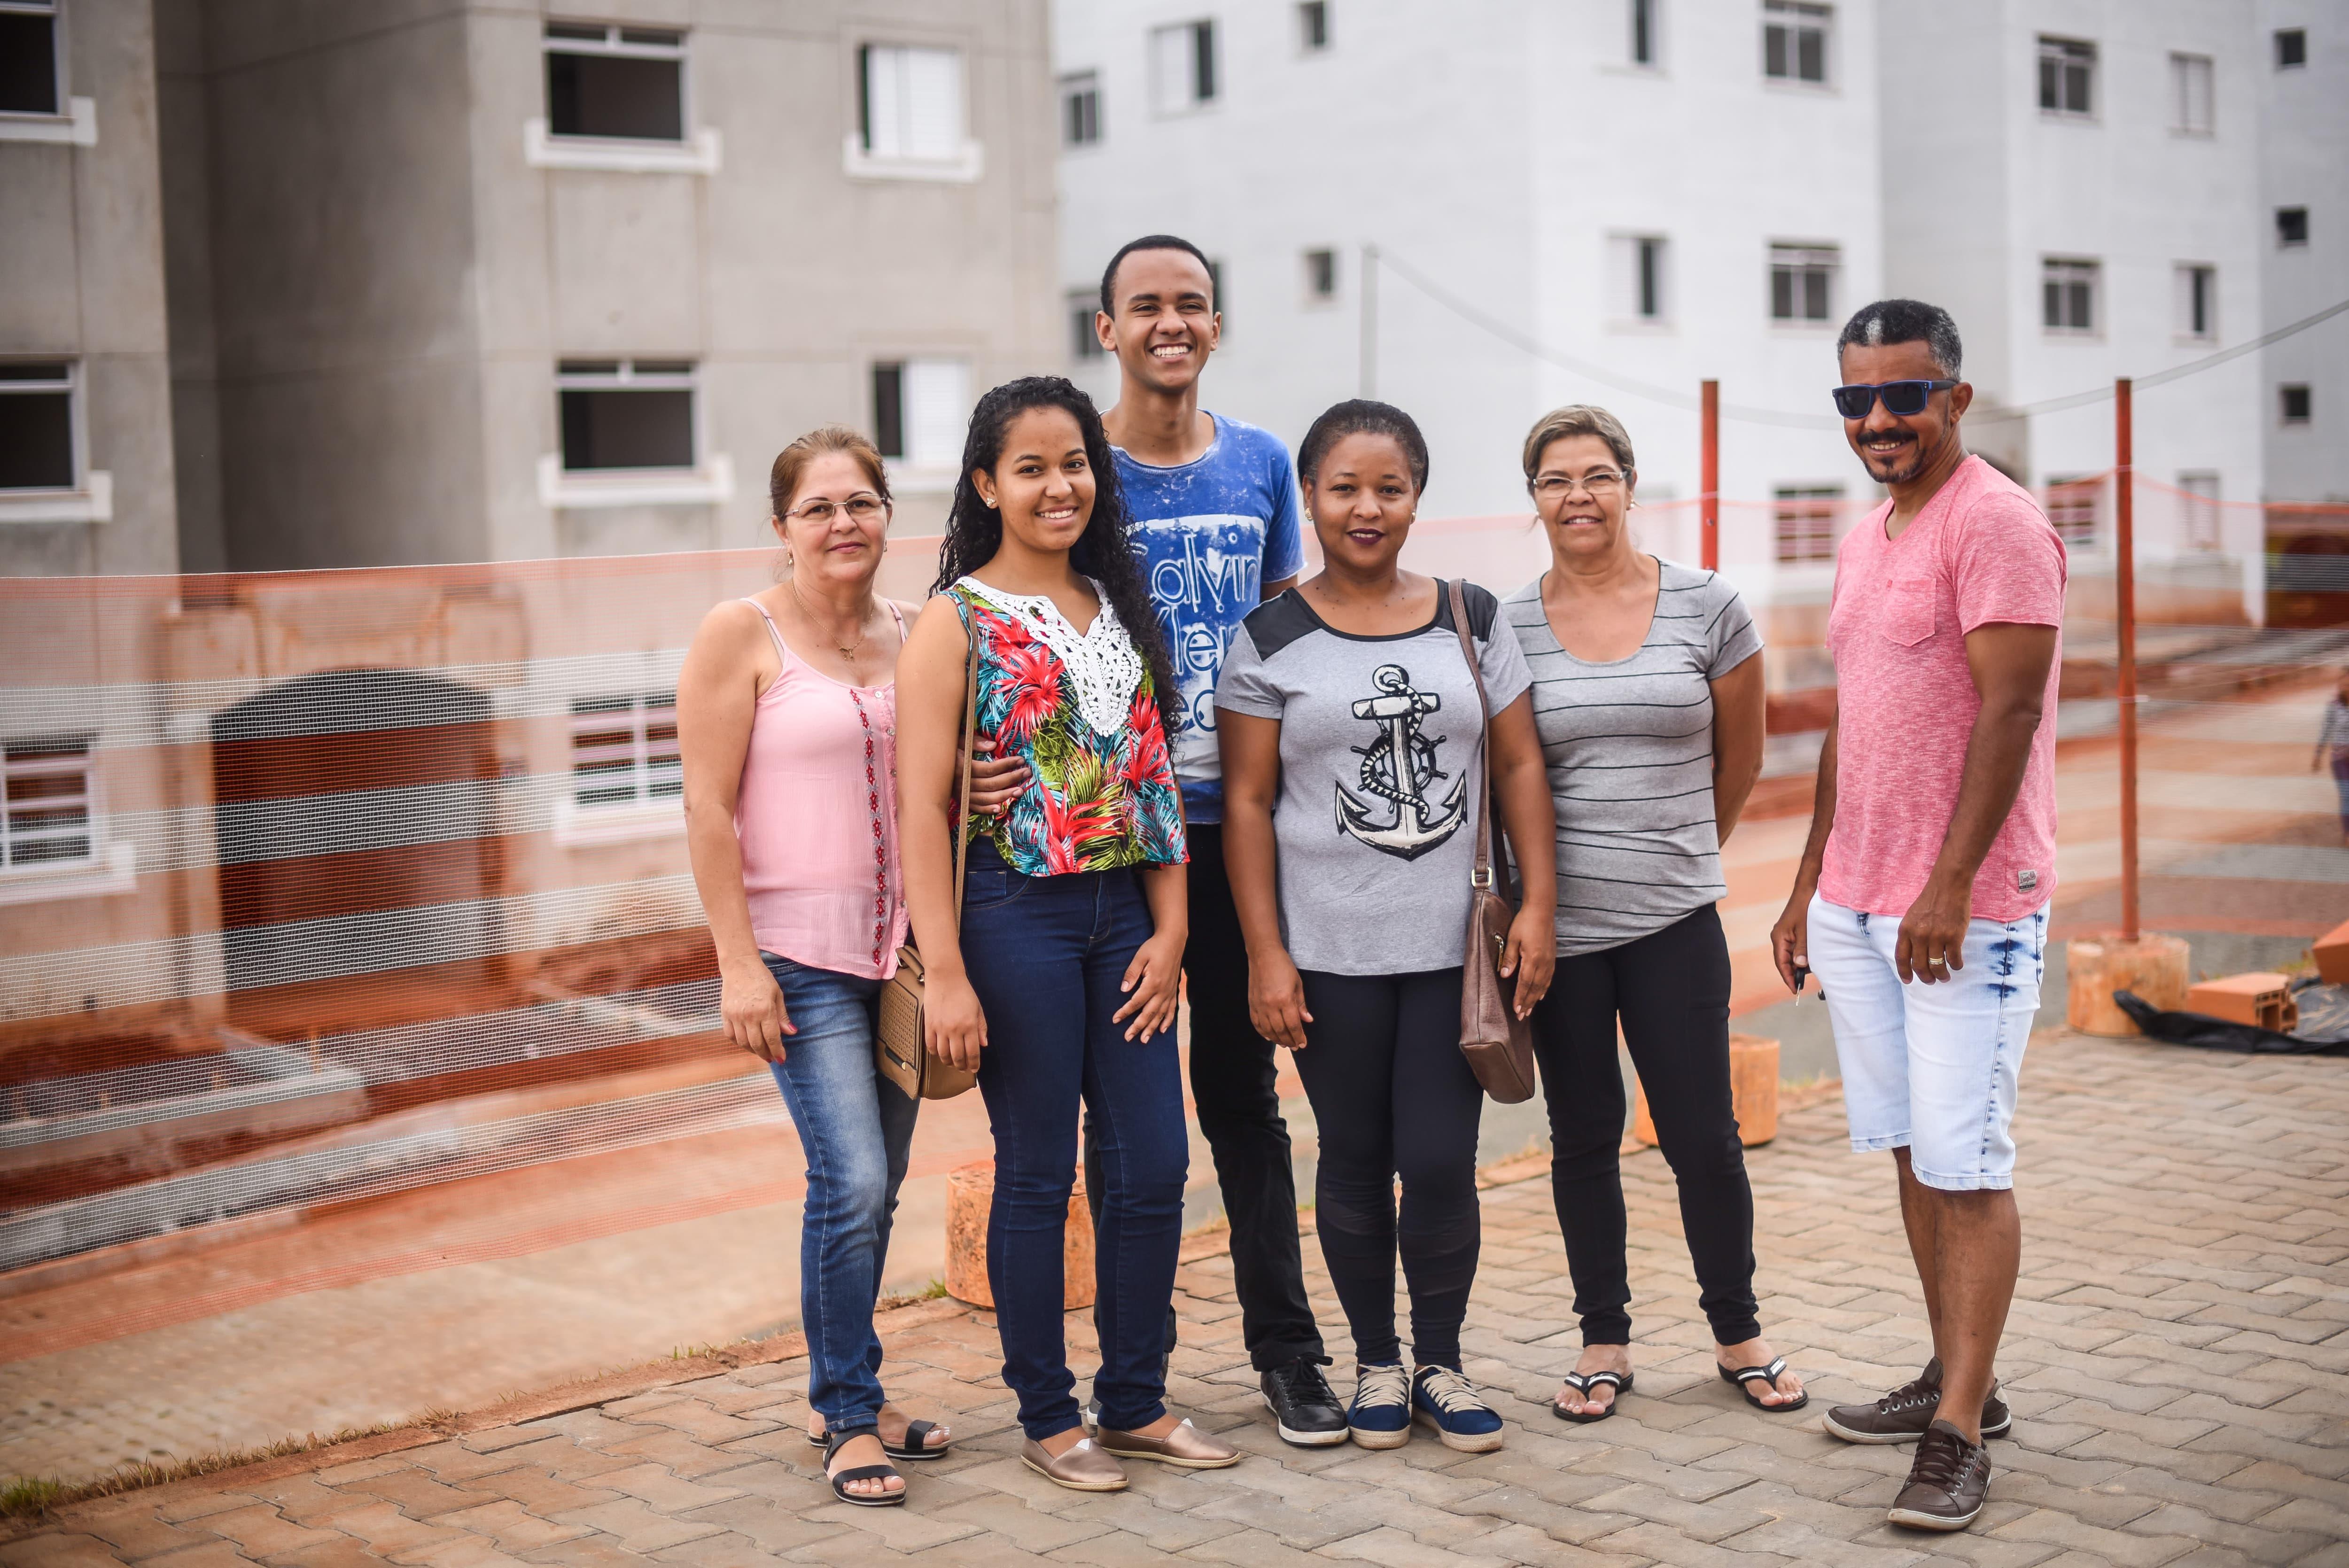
[1504,405,1806,1423]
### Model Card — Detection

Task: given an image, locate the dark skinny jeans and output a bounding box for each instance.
[1291,966,1485,1370]
[1532,903,1761,1347]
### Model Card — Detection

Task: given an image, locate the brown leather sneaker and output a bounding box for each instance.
[1887,1419,1992,1531]
[1823,1357,2011,1444]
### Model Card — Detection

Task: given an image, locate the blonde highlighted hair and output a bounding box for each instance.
[1521,405,1636,489]
[768,425,892,520]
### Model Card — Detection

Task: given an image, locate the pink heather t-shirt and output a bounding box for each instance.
[1821,455,2066,923]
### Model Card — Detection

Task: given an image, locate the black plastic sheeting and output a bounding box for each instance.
[2114,978,2349,1056]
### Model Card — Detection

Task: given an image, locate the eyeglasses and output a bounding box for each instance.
[1831,380,1958,419]
[786,495,889,525]
[1532,469,1632,499]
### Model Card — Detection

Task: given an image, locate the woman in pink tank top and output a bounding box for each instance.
[676,427,1025,1507]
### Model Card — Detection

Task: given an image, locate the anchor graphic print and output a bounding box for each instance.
[1335,663,1469,861]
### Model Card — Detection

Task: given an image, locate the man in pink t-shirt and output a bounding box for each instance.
[1770,300,2064,1535]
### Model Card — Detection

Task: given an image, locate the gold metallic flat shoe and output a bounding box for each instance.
[1095,1416,1241,1469]
[1020,1435,1128,1491]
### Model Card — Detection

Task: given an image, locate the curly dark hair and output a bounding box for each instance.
[932,376,1182,731]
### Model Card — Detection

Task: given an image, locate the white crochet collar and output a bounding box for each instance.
[958,576,1145,738]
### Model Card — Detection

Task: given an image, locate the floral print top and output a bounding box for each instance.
[950,577,1188,876]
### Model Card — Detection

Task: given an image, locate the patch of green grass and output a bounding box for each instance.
[0,1423,404,1520]
[1,1477,69,1519]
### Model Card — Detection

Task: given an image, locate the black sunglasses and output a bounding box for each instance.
[1832,380,1957,418]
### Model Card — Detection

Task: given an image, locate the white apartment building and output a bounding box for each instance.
[2257,2,2347,508]
[1056,0,2340,636]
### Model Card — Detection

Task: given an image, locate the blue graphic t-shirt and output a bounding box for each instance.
[1117,412,1306,823]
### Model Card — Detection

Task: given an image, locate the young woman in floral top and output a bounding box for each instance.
[898,376,1235,1493]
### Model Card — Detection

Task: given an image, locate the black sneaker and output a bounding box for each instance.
[1887,1419,1991,1531]
[1824,1357,2011,1445]
[1261,1358,1349,1447]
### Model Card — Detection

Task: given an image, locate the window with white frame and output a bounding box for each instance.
[871,358,972,472]
[1069,290,1105,360]
[1611,235,1670,323]
[857,44,972,171]
[2281,384,2312,425]
[2170,53,2213,134]
[2276,28,2306,69]
[4,735,94,870]
[0,0,60,116]
[2038,36,2095,117]
[2174,264,2216,340]
[545,23,684,140]
[2046,475,2100,551]
[2277,207,2309,247]
[1060,70,1100,147]
[1762,1,1830,85]
[557,361,696,472]
[0,362,75,491]
[1773,486,1843,564]
[1769,243,1837,323]
[1303,248,1338,303]
[1151,20,1218,113]
[2042,258,2099,334]
[1629,0,1660,66]
[2176,472,2221,552]
[1298,1,1329,52]
[570,694,679,810]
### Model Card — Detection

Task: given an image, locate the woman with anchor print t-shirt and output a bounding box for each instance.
[1216,400,1557,1456]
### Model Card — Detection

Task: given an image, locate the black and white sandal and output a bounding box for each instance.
[1719,1356,1809,1413]
[821,1429,906,1507]
[808,1417,952,1461]
[1552,1370,1632,1424]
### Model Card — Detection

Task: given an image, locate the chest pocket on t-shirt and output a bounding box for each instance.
[1882,574,1938,647]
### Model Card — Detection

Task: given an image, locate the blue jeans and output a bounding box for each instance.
[959,840,1189,1441]
[761,952,920,1438]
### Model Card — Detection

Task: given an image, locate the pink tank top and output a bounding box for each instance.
[736,598,909,979]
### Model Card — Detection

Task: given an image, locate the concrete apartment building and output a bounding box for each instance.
[2257,2,2347,509]
[1054,0,2343,640]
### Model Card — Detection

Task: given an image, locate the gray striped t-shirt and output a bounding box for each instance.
[1503,562,1762,956]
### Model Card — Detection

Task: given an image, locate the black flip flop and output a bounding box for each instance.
[1719,1356,1809,1413]
[809,1418,951,1461]
[821,1430,906,1507]
[1552,1369,1632,1424]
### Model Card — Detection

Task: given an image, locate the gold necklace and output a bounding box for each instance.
[789,582,869,664]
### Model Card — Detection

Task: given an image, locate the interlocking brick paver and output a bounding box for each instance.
[544,1498,718,1554]
[421,1504,585,1557]
[0,1536,131,1568]
[194,1506,341,1559]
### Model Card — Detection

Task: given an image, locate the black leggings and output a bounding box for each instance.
[1292,967,1484,1369]
[1532,904,1760,1347]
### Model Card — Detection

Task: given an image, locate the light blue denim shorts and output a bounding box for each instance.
[1808,893,2049,1192]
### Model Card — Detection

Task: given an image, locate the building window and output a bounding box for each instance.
[1298,1,1330,52]
[1151,20,1217,113]
[871,358,972,471]
[1611,235,1670,323]
[545,23,684,141]
[1303,248,1338,302]
[1060,70,1100,146]
[3,736,94,869]
[1769,243,1837,323]
[1762,1,1829,85]
[0,0,60,116]
[2174,264,2216,340]
[2277,207,2310,247]
[2281,384,2312,425]
[1773,486,1842,564]
[0,362,76,492]
[2276,28,2306,68]
[2170,53,2214,134]
[1069,291,1105,361]
[2038,36,2095,117]
[571,695,680,810]
[557,361,695,472]
[859,44,968,164]
[2046,476,2100,551]
[2042,258,2099,334]
[2177,472,2221,552]
[1630,0,1659,65]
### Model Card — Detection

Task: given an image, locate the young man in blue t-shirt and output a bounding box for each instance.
[1079,234,1342,1447]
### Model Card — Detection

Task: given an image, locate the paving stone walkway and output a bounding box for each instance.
[8,1028,2347,1567]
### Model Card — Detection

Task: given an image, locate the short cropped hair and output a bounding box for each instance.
[1099,234,1216,317]
[1521,405,1636,489]
[1836,298,1964,380]
[1297,399,1431,492]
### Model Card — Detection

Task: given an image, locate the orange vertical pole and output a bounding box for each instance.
[2115,377,2140,944]
[1700,379,1719,572]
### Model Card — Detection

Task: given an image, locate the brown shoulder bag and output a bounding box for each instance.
[875,621,982,1101]
[1446,578,1538,1104]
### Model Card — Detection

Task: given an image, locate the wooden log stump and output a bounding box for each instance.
[943,1159,1096,1311]
[2065,933,2189,1036]
[1632,1034,1779,1148]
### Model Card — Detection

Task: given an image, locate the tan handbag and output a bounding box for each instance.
[1446,578,1539,1104]
[875,629,982,1102]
